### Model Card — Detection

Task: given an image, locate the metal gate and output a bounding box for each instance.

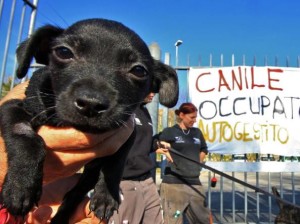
[0,0,38,95]
[155,58,300,223]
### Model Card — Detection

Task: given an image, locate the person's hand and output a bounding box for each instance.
[156,141,173,163]
[38,119,134,184]
[0,82,134,186]
[0,175,105,224]
[0,82,134,223]
[0,108,134,187]
[0,81,28,106]
[26,174,106,224]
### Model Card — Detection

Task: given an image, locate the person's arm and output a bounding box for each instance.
[0,174,106,224]
[25,174,106,224]
[153,132,174,163]
[198,128,208,163]
[0,118,134,186]
[0,83,133,223]
[0,82,134,186]
[0,81,28,105]
[155,141,173,163]
[39,119,134,184]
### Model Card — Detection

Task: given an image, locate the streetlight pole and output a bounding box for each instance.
[175,40,183,67]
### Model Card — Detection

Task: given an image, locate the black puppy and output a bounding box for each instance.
[0,18,178,223]
[272,187,300,224]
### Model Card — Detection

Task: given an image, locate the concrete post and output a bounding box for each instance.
[147,42,161,135]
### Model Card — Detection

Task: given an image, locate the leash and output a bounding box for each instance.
[168,147,300,210]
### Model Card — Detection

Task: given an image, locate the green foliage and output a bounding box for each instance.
[1,78,14,98]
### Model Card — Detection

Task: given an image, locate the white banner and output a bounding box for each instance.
[189,66,300,156]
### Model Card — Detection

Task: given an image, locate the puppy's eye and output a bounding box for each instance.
[54,47,74,60]
[130,65,148,78]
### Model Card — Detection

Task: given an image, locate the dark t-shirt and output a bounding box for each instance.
[159,124,208,184]
[122,104,155,179]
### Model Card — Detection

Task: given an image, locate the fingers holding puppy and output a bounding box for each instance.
[24,175,105,224]
[0,81,28,105]
[39,117,134,184]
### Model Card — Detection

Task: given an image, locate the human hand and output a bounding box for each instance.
[0,82,134,186]
[0,109,134,187]
[0,175,106,223]
[156,141,173,163]
[38,119,133,184]
[0,82,133,222]
[28,174,107,224]
[0,81,28,106]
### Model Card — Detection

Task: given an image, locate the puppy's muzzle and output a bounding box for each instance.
[74,96,109,117]
[68,79,114,118]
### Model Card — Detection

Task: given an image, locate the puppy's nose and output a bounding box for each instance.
[74,97,109,117]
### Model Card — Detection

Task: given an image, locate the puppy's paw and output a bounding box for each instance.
[90,184,119,220]
[1,168,42,216]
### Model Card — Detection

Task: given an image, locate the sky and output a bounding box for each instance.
[0,0,300,103]
[32,0,300,67]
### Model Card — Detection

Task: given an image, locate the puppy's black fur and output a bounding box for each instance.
[272,187,300,224]
[0,18,178,223]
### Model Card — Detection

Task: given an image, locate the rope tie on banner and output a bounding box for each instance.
[168,147,300,210]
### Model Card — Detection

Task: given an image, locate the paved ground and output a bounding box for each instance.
[155,171,300,224]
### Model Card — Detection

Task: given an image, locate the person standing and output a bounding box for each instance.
[109,92,163,224]
[157,102,211,224]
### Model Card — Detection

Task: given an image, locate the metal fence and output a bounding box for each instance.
[154,59,300,223]
[203,162,300,223]
[0,0,38,95]
[156,157,300,223]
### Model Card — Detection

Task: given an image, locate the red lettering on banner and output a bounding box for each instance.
[231,67,247,90]
[218,70,230,91]
[195,72,214,92]
[195,67,283,93]
[251,66,265,89]
[268,68,283,91]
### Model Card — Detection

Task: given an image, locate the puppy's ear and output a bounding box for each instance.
[151,59,179,108]
[16,25,64,79]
